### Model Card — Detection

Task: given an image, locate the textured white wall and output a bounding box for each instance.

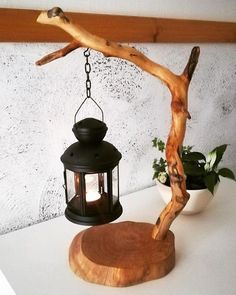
[0,1,236,234]
[0,43,235,234]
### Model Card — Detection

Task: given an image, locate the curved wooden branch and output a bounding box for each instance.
[36,40,81,65]
[36,7,200,240]
[152,47,200,240]
[36,7,181,90]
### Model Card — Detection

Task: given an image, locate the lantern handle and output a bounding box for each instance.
[74,96,104,124]
[74,48,104,124]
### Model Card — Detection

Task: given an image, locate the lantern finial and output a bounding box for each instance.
[72,117,107,144]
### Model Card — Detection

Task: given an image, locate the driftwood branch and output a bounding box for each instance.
[36,40,81,65]
[152,46,200,240]
[36,7,200,240]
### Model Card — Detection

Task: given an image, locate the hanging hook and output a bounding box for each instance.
[84,47,90,57]
[74,48,104,124]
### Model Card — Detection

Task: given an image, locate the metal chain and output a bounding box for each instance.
[84,48,91,98]
[74,48,104,123]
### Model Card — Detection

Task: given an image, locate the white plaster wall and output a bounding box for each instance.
[0,1,236,234]
[0,43,235,234]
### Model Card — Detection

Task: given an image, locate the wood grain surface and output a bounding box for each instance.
[0,8,235,43]
[69,222,175,286]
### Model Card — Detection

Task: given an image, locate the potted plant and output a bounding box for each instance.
[152,138,235,214]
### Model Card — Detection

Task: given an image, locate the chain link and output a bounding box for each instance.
[74,48,104,123]
[84,48,91,98]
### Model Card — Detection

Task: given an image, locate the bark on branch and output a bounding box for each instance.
[36,7,200,240]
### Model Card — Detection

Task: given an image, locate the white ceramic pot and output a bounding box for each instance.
[156,181,219,215]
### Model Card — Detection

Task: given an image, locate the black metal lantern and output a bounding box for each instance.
[61,117,122,225]
[61,48,122,225]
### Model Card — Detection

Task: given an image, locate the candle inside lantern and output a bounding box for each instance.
[86,190,100,202]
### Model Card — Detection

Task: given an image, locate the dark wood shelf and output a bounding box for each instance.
[0,8,235,43]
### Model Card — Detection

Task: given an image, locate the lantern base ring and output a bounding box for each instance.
[64,203,123,226]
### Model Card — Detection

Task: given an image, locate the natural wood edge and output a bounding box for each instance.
[69,222,175,287]
[0,8,235,43]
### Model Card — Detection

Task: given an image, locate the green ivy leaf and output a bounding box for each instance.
[152,138,158,147]
[204,172,218,194]
[152,138,165,152]
[157,140,165,152]
[212,144,228,168]
[218,168,235,180]
[183,162,205,176]
[152,157,166,174]
[159,157,166,165]
[182,145,193,154]
[205,150,217,172]
[182,152,206,162]
[153,172,159,180]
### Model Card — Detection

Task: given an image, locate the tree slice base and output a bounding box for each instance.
[69,221,175,287]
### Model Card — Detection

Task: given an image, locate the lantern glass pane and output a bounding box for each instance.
[98,173,107,195]
[112,166,119,205]
[103,173,108,195]
[85,174,101,202]
[65,170,77,202]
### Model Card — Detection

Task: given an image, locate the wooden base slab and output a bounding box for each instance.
[69,221,175,287]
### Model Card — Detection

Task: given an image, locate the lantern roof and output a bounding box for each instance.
[61,117,121,172]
